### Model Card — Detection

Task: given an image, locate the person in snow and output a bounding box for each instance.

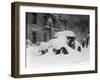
[82,33,90,48]
[86,33,90,48]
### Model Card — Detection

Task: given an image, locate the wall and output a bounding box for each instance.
[26,13,52,42]
[0,0,100,80]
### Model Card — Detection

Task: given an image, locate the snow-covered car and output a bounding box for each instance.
[38,37,69,55]
[54,30,81,51]
[61,30,81,52]
[38,30,82,55]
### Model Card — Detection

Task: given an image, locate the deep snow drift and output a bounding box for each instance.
[26,45,90,68]
[26,30,90,68]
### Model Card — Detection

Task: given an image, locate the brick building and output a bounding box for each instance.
[26,12,89,44]
[26,13,68,44]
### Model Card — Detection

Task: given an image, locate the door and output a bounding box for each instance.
[44,33,47,42]
[32,31,36,44]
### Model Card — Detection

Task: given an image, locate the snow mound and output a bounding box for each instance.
[48,36,67,50]
[54,30,75,38]
[26,45,89,68]
[26,30,90,68]
[39,42,49,51]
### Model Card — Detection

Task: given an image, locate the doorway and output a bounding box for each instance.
[32,31,37,44]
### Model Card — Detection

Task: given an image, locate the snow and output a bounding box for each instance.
[26,41,90,68]
[38,42,49,51]
[26,30,90,68]
[54,30,75,37]
[48,36,68,49]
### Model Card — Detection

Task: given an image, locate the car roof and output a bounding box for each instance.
[54,30,75,37]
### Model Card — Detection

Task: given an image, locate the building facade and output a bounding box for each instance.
[26,12,89,44]
[26,13,68,44]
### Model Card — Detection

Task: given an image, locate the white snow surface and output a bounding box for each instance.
[48,36,68,49]
[26,43,90,68]
[26,30,90,68]
[54,30,75,37]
